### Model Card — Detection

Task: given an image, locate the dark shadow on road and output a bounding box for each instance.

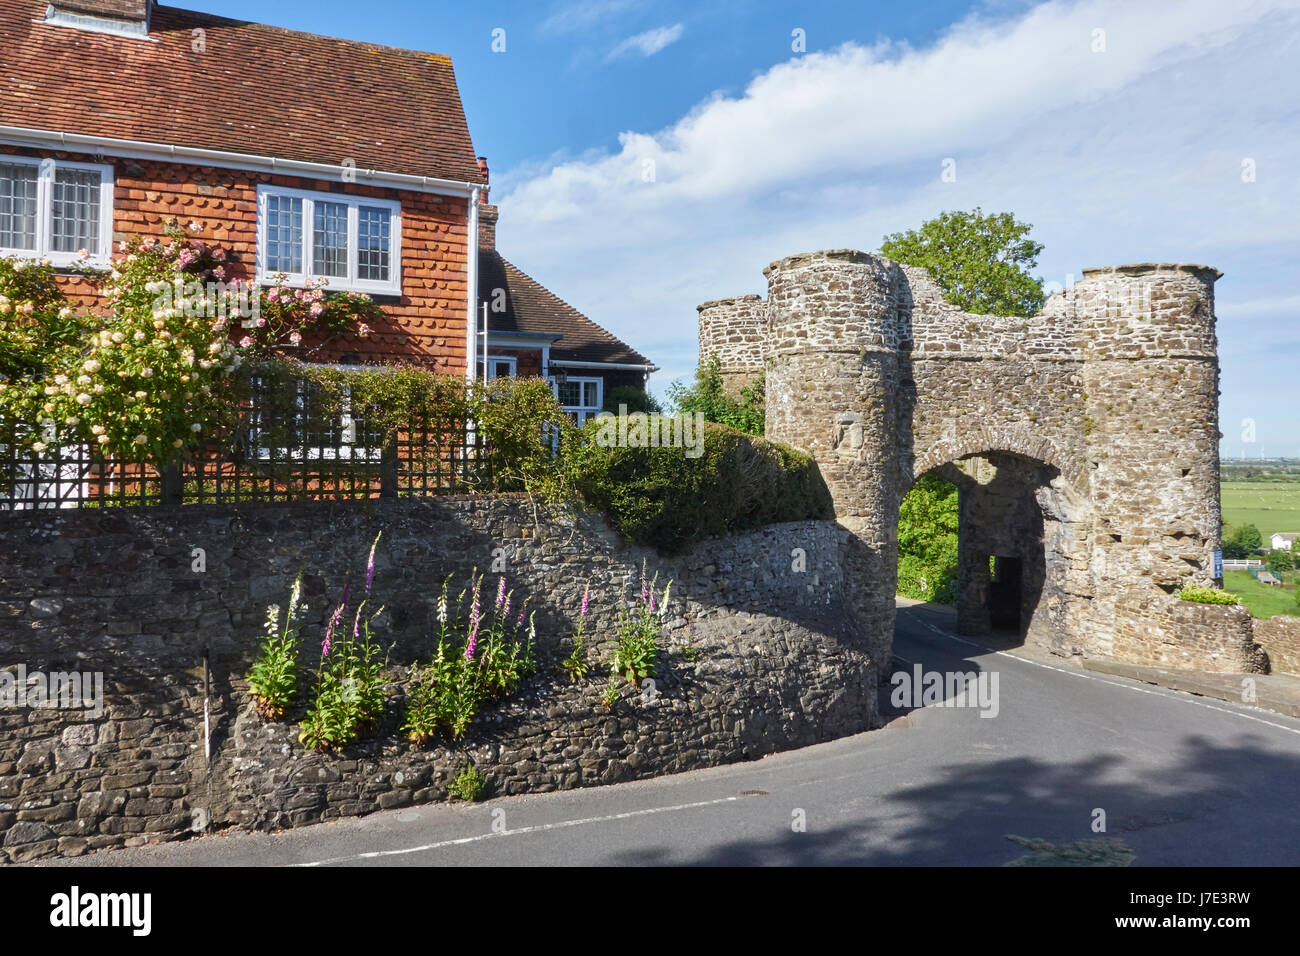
[599,733,1300,866]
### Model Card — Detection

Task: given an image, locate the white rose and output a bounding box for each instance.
[76,393,91,405]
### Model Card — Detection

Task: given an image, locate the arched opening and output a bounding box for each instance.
[898,450,1083,652]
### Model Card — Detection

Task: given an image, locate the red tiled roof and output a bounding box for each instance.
[0,1,484,184]
[478,249,654,367]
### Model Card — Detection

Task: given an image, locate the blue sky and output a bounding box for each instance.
[192,0,1300,457]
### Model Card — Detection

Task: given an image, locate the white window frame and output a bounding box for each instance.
[484,355,517,380]
[550,375,603,426]
[0,155,114,267]
[255,184,402,296]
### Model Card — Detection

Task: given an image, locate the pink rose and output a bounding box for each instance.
[289,331,302,345]
[310,302,324,317]
[239,336,252,348]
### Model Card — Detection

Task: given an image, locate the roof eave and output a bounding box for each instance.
[0,125,486,198]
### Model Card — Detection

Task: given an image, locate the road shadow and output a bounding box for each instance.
[598,733,1300,866]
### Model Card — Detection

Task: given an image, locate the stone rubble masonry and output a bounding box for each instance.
[1254,616,1300,678]
[697,294,768,396]
[704,249,1264,673]
[0,497,876,863]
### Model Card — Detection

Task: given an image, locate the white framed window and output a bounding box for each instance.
[255,185,402,295]
[484,355,517,379]
[0,155,114,266]
[550,375,603,425]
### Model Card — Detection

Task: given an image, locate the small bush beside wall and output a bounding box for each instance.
[562,418,833,554]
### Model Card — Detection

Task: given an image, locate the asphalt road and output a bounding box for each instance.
[51,601,1300,866]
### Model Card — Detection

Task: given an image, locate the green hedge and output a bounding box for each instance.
[562,416,833,554]
[1177,584,1241,606]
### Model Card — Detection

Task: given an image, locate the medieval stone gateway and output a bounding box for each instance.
[700,250,1264,674]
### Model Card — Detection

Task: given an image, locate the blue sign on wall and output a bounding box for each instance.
[1213,550,1223,581]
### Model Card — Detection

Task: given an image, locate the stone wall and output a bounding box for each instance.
[709,250,1252,672]
[0,497,876,863]
[1254,616,1300,677]
[697,295,767,396]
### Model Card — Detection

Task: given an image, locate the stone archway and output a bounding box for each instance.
[912,449,1088,655]
[699,250,1264,674]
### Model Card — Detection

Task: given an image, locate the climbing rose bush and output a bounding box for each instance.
[0,221,379,465]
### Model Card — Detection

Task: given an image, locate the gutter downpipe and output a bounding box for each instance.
[465,186,481,385]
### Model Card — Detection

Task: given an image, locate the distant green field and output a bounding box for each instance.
[1220,481,1300,537]
[1222,571,1298,620]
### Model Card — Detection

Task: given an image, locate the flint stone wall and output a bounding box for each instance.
[0,497,875,863]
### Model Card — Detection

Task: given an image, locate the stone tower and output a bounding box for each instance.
[701,251,1259,673]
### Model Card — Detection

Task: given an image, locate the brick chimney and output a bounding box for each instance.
[478,203,499,250]
[50,0,153,34]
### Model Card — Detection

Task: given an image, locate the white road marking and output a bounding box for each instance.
[291,794,745,866]
[899,609,1300,737]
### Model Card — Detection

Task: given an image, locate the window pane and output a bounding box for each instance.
[312,201,348,278]
[0,162,38,250]
[357,206,391,281]
[50,167,101,253]
[583,381,599,408]
[556,381,581,407]
[265,194,304,274]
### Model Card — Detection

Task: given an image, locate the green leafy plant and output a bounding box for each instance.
[449,764,487,802]
[666,357,763,435]
[610,567,671,687]
[246,571,308,721]
[402,572,537,745]
[561,584,591,683]
[1178,584,1241,606]
[300,532,390,751]
[601,677,620,713]
[563,418,831,554]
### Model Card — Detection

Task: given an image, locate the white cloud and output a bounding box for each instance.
[606,23,684,61]
[494,0,1300,428]
[541,0,641,35]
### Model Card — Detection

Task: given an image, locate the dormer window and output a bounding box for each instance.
[44,1,152,40]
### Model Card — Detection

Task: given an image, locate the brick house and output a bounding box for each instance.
[0,0,654,423]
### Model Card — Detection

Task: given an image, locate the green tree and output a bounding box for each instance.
[666,357,764,436]
[896,474,960,604]
[881,207,1046,316]
[1267,548,1292,579]
[1235,523,1263,553]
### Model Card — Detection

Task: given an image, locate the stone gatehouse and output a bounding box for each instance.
[700,251,1261,673]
